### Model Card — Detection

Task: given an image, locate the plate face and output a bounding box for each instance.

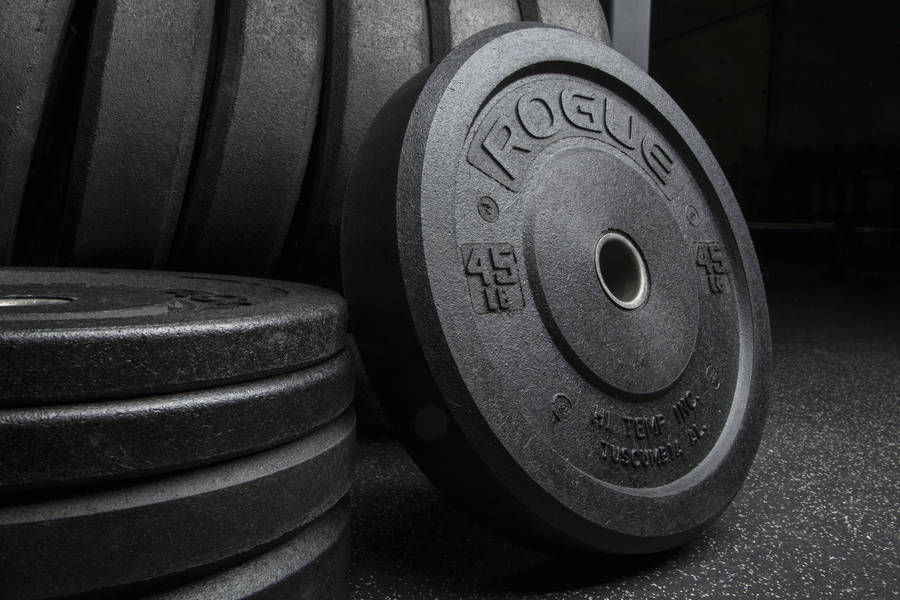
[344,24,770,553]
[442,69,749,490]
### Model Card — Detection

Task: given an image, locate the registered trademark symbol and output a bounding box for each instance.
[477,196,500,223]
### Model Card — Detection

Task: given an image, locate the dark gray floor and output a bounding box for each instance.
[349,269,900,599]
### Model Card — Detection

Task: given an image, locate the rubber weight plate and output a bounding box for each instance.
[0,350,353,493]
[171,0,325,276]
[0,268,345,404]
[145,501,350,600]
[62,1,213,268]
[0,411,354,600]
[519,0,611,43]
[0,1,74,264]
[292,0,429,290]
[343,24,771,554]
[428,0,521,60]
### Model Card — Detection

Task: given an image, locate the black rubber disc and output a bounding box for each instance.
[146,501,350,600]
[170,0,325,276]
[428,0,521,60]
[63,1,213,268]
[0,1,74,264]
[0,268,346,404]
[0,411,354,600]
[0,350,353,493]
[292,0,430,290]
[343,25,771,555]
[519,0,611,43]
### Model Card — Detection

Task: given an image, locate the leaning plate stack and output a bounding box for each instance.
[0,268,354,599]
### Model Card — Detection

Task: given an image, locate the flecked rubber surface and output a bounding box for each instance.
[0,1,73,264]
[349,270,899,598]
[0,268,347,404]
[0,411,355,600]
[65,1,213,268]
[146,501,350,600]
[0,351,354,492]
[291,0,429,291]
[170,0,325,276]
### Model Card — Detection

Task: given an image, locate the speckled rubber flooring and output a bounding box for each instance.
[349,271,900,599]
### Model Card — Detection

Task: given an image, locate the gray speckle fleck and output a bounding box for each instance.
[350,272,900,598]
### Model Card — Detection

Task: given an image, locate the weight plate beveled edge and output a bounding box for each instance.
[0,350,353,493]
[146,500,350,600]
[0,411,355,600]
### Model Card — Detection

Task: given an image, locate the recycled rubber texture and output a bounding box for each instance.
[0,350,354,493]
[62,0,213,268]
[519,0,611,43]
[0,410,355,600]
[0,1,74,264]
[290,0,430,291]
[0,268,346,404]
[342,24,771,555]
[171,0,325,276]
[428,0,521,60]
[145,501,350,600]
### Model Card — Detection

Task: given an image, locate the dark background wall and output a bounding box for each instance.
[648,0,900,274]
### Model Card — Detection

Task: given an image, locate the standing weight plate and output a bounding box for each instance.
[291,0,430,290]
[171,0,325,276]
[343,24,771,554]
[0,268,346,404]
[0,350,353,492]
[145,501,350,600]
[519,0,611,43]
[0,1,74,264]
[428,0,521,60]
[63,1,213,268]
[0,411,354,600]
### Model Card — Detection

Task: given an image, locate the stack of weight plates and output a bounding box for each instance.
[0,268,354,599]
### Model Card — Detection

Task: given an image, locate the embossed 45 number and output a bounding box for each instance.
[461,243,525,313]
[466,245,518,285]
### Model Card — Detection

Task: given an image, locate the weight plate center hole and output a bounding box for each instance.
[0,296,73,307]
[594,231,649,310]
